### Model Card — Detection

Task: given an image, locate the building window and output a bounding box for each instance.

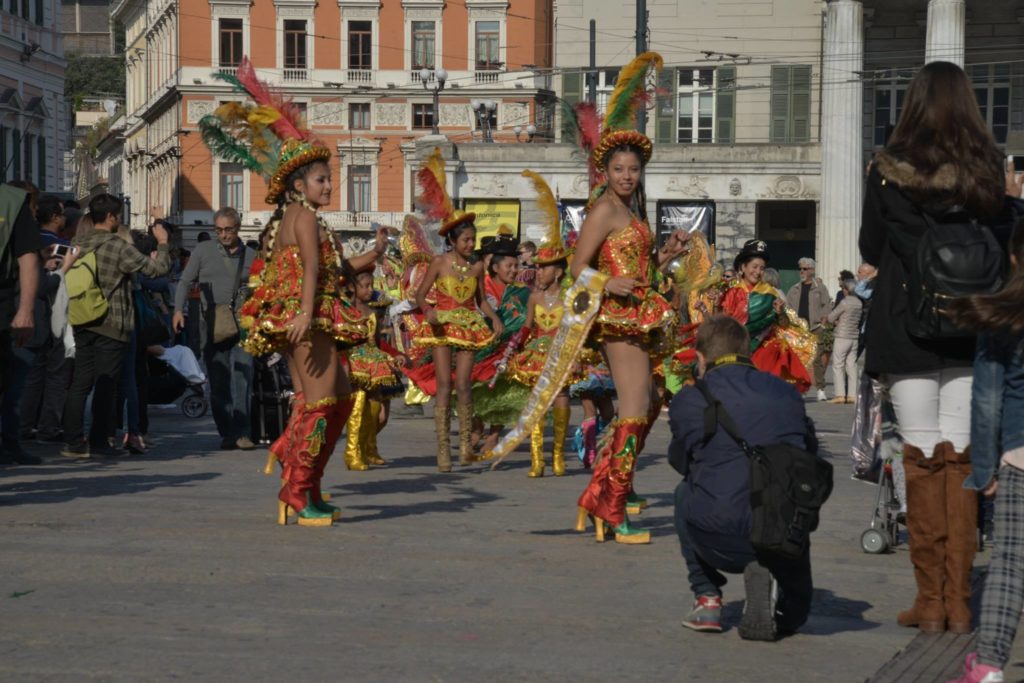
[348,165,371,213]
[594,68,619,116]
[770,65,812,144]
[412,103,434,130]
[872,70,913,147]
[284,20,307,70]
[23,133,33,182]
[411,21,435,70]
[474,106,497,131]
[677,68,716,144]
[220,163,244,209]
[219,18,243,68]
[36,135,45,190]
[33,0,41,24]
[349,102,370,130]
[475,21,500,70]
[971,64,1011,144]
[0,126,6,184]
[348,20,372,70]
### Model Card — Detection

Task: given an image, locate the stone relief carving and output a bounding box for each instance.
[438,104,471,127]
[501,102,529,127]
[310,102,344,126]
[276,6,314,17]
[186,100,214,124]
[337,137,380,165]
[757,175,816,199]
[375,103,407,127]
[466,172,507,197]
[729,177,742,196]
[571,174,589,195]
[404,7,443,20]
[666,175,709,198]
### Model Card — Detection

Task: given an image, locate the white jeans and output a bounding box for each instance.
[888,368,973,455]
[831,337,859,398]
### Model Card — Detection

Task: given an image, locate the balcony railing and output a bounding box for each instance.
[411,69,435,83]
[217,66,238,77]
[474,70,501,84]
[347,69,373,84]
[324,211,407,231]
[283,68,308,82]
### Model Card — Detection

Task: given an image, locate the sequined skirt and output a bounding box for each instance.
[240,292,368,357]
[411,307,494,350]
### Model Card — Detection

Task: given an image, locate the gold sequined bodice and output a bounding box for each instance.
[435,275,477,309]
[533,301,563,335]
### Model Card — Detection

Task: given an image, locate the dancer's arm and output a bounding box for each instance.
[474,261,504,336]
[416,255,443,324]
[348,227,387,272]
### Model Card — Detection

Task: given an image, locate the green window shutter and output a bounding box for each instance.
[770,66,790,143]
[37,136,45,190]
[561,71,583,142]
[11,129,20,179]
[715,66,736,144]
[0,126,6,184]
[790,65,812,143]
[655,67,676,144]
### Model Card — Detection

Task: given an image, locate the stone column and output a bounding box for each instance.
[818,0,863,291]
[925,0,965,66]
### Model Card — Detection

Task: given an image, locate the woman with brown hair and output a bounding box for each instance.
[859,60,1017,633]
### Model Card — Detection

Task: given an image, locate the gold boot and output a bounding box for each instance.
[343,391,370,471]
[552,406,570,476]
[435,404,452,472]
[458,401,474,465]
[528,422,545,478]
[364,399,386,466]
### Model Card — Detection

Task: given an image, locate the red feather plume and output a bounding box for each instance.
[573,102,605,188]
[416,166,450,221]
[235,57,307,142]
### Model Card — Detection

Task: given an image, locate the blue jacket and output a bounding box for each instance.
[668,359,817,546]
[966,331,1024,490]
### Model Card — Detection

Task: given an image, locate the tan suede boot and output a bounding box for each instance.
[897,444,948,632]
[435,404,452,472]
[943,443,977,634]
[458,402,474,466]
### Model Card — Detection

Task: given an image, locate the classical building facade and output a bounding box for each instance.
[0,0,67,192]
[111,0,554,239]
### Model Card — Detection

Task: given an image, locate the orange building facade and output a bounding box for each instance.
[112,0,554,235]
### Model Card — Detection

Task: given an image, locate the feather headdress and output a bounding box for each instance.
[591,51,663,173]
[415,147,475,236]
[199,57,331,204]
[398,214,435,267]
[522,170,569,264]
[561,100,605,189]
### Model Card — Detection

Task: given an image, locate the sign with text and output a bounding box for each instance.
[463,199,521,247]
[656,201,715,246]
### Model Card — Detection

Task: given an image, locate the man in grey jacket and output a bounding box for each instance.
[785,257,832,401]
[173,207,256,450]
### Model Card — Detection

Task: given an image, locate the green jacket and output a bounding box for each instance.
[71,231,171,342]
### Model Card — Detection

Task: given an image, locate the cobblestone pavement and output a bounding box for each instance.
[1,399,1021,682]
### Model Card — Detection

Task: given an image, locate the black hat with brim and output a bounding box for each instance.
[733,239,770,271]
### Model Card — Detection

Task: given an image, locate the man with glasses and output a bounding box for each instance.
[173,207,257,450]
[785,257,832,401]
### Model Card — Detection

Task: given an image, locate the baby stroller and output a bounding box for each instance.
[861,460,904,553]
[146,345,209,419]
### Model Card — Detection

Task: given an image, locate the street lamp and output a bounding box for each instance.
[472,99,497,143]
[513,123,537,143]
[419,67,448,135]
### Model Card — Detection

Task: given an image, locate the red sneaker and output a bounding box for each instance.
[682,595,723,633]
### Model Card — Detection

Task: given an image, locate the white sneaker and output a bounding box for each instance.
[816,389,827,402]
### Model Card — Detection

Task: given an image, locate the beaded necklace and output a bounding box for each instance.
[450,255,473,282]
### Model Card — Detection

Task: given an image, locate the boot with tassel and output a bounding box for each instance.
[552,406,570,476]
[897,443,948,632]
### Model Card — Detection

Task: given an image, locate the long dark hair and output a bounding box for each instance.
[885,61,1005,218]
[949,220,1024,334]
[601,143,648,221]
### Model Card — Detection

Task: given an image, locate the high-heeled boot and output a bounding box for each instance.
[897,443,948,632]
[435,403,452,472]
[342,390,370,471]
[277,400,337,527]
[552,406,570,476]
[577,417,650,544]
[943,443,978,634]
[458,401,475,466]
[308,396,353,521]
[528,422,545,478]
[265,391,304,475]
[364,399,386,466]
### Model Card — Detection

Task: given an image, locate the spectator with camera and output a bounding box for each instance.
[669,315,819,641]
[61,194,171,458]
[172,207,257,451]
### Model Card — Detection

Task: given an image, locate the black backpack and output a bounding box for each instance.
[905,206,1004,340]
[696,380,834,560]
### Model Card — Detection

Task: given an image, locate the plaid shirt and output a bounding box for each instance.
[71,231,171,342]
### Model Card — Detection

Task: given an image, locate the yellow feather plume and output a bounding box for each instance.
[248,105,283,127]
[521,170,560,249]
[604,51,664,131]
[419,147,454,219]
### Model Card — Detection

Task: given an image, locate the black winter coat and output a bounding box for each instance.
[859,153,1009,376]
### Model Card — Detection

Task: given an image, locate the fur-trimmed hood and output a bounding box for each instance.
[873,151,958,194]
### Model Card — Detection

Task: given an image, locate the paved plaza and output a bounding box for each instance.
[2,399,1022,682]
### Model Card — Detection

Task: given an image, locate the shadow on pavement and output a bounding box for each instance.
[0,472,221,506]
[719,588,878,636]
[334,476,502,522]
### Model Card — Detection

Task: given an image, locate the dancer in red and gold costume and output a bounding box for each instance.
[479,53,690,545]
[717,239,816,393]
[199,58,385,526]
[412,149,504,471]
[343,265,403,470]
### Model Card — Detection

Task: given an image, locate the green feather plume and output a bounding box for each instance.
[604,52,663,131]
[198,115,263,172]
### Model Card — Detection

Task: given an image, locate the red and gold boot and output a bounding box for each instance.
[576,417,649,544]
[307,396,354,521]
[277,399,338,527]
[264,391,305,475]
